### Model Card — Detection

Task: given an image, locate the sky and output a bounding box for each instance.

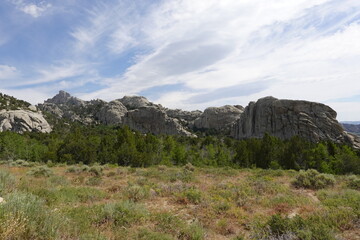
[0,0,359,121]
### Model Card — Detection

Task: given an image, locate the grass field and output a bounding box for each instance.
[0,163,359,239]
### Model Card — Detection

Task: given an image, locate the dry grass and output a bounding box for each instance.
[0,165,359,239]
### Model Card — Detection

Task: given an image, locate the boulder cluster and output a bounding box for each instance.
[1,90,359,148]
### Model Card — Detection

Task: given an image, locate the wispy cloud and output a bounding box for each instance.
[0,65,19,81]
[10,0,52,18]
[1,0,359,120]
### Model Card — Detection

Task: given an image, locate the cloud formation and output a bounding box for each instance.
[0,0,360,120]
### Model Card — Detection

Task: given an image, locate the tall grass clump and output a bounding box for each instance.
[292,169,335,189]
[0,170,16,195]
[0,192,68,239]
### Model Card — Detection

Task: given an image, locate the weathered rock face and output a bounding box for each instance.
[165,109,202,122]
[39,91,195,136]
[46,90,85,106]
[232,96,352,144]
[123,106,194,136]
[194,105,243,131]
[96,100,127,125]
[0,110,52,133]
[119,96,153,110]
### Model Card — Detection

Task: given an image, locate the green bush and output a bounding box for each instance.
[86,176,102,186]
[125,184,149,202]
[0,170,16,195]
[253,214,337,240]
[89,166,103,176]
[27,166,53,177]
[97,201,148,227]
[179,188,202,204]
[184,162,195,172]
[346,175,360,190]
[292,169,335,189]
[0,192,68,239]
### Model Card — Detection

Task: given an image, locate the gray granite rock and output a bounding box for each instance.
[232,96,355,146]
[0,110,51,133]
[194,105,243,131]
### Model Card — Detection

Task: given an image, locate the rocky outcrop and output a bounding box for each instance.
[124,106,194,136]
[0,110,51,133]
[119,96,154,110]
[232,96,356,146]
[194,105,243,131]
[39,91,195,136]
[46,90,85,106]
[96,100,127,125]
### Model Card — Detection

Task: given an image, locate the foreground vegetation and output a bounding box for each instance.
[0,164,359,239]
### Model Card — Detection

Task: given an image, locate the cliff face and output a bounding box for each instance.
[231,96,359,148]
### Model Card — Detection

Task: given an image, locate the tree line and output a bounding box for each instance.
[0,125,359,174]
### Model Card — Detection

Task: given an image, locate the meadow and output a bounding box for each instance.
[0,161,359,240]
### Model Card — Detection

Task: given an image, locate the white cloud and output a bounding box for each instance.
[87,0,359,120]
[0,65,18,81]
[10,0,52,18]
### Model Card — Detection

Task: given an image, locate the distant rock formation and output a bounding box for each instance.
[194,105,244,131]
[0,110,51,133]
[232,96,359,148]
[342,123,360,136]
[124,106,194,136]
[38,91,195,136]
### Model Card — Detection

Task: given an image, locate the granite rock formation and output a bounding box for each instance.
[0,110,51,133]
[194,105,244,131]
[232,96,359,147]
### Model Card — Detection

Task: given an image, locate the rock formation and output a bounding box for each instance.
[342,123,360,136]
[96,100,127,125]
[124,106,194,136]
[38,91,194,136]
[194,105,243,131]
[0,110,51,133]
[232,96,358,147]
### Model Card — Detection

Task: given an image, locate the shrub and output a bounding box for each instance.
[89,166,103,176]
[0,192,68,239]
[346,175,360,190]
[125,184,149,202]
[292,169,335,189]
[184,162,195,172]
[97,201,148,227]
[27,166,53,178]
[0,170,16,195]
[86,176,102,186]
[178,188,202,204]
[253,214,336,240]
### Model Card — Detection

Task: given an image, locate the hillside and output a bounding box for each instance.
[343,123,360,136]
[0,93,32,111]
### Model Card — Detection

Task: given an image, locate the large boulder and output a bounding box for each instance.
[119,96,154,110]
[194,105,244,131]
[96,100,127,125]
[123,106,194,136]
[0,110,52,133]
[232,96,354,145]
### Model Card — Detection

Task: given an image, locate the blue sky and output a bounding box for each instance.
[0,0,359,120]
